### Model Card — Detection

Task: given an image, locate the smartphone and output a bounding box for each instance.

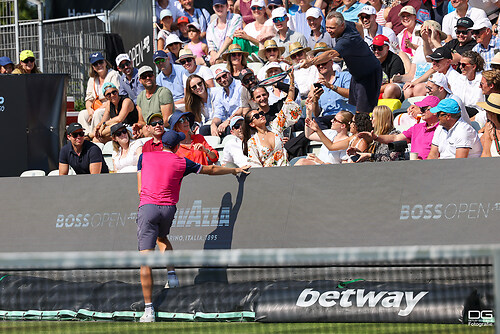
[350,154,360,162]
[313,83,322,90]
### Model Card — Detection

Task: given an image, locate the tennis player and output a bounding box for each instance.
[137,130,249,322]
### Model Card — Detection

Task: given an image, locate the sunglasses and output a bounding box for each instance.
[188,28,199,33]
[92,59,105,66]
[150,120,164,127]
[71,131,85,138]
[216,73,229,81]
[105,90,118,98]
[230,52,243,58]
[178,117,189,124]
[232,123,242,129]
[268,5,279,10]
[154,58,166,64]
[359,15,371,20]
[179,58,194,65]
[118,61,131,69]
[455,29,469,35]
[140,72,154,80]
[436,112,448,118]
[113,128,128,136]
[459,62,470,68]
[371,45,385,51]
[290,51,304,60]
[425,85,434,91]
[251,6,264,10]
[190,81,204,90]
[22,57,35,63]
[272,16,287,23]
[242,76,256,86]
[471,28,485,36]
[251,111,265,121]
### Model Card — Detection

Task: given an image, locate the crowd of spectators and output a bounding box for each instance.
[3,0,500,174]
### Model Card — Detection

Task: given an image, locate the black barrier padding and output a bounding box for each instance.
[0,275,493,323]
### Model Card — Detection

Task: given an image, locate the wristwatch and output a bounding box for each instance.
[332,85,338,92]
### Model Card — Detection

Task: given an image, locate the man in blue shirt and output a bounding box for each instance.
[154,50,186,105]
[116,53,144,104]
[211,68,242,137]
[336,0,366,22]
[316,61,355,116]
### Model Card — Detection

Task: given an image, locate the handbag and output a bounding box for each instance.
[91,81,103,110]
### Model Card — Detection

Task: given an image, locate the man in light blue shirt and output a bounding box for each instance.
[116,53,144,104]
[336,0,366,23]
[211,68,242,137]
[154,50,186,105]
[471,18,500,70]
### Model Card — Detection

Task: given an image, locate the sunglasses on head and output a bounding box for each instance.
[114,128,128,136]
[371,45,385,51]
[272,16,287,23]
[150,120,164,127]
[179,58,194,65]
[251,111,265,121]
[154,58,166,65]
[105,90,118,98]
[455,29,469,35]
[190,81,204,90]
[251,6,264,10]
[119,61,131,69]
[22,57,35,63]
[71,131,85,138]
[140,72,154,80]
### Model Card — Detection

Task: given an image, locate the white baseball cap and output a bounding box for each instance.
[251,0,265,7]
[358,5,377,16]
[187,22,201,31]
[428,73,452,94]
[272,7,287,20]
[306,7,322,19]
[160,9,172,20]
[470,17,492,31]
[115,53,130,67]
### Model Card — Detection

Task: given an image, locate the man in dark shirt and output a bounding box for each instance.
[58,123,109,175]
[442,17,477,66]
[372,34,406,99]
[386,0,422,34]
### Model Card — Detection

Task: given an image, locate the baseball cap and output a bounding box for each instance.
[213,0,227,5]
[153,50,168,60]
[138,65,154,78]
[187,22,201,31]
[430,98,460,114]
[160,9,172,20]
[428,73,452,94]
[110,123,127,136]
[162,130,186,148]
[214,67,230,78]
[251,0,266,7]
[177,16,189,24]
[267,0,283,6]
[399,5,416,16]
[165,34,183,46]
[358,5,376,16]
[372,35,390,46]
[470,17,492,31]
[272,7,287,19]
[230,116,244,129]
[238,68,255,81]
[20,50,35,62]
[67,122,83,135]
[427,47,452,61]
[147,113,163,125]
[414,95,440,108]
[306,7,322,19]
[456,17,474,29]
[89,52,105,64]
[115,53,131,67]
[102,82,118,95]
[0,56,13,66]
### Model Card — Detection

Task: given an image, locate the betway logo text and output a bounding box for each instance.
[296,288,428,316]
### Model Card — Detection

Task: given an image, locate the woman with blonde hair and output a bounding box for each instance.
[110,123,143,173]
[223,44,249,79]
[12,50,42,74]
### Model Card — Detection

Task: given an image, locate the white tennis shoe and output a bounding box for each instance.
[139,309,155,322]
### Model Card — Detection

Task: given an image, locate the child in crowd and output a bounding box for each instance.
[185,22,209,65]
[176,16,191,43]
[157,9,175,51]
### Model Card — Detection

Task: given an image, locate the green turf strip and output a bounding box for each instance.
[0,322,494,334]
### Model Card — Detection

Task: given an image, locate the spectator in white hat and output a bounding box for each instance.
[177,49,215,88]
[358,5,398,54]
[290,0,321,37]
[116,53,144,104]
[471,18,500,70]
[155,0,183,25]
[157,9,175,51]
[220,116,250,167]
[306,6,334,49]
[397,5,423,58]
[164,34,183,64]
[441,0,487,42]
[271,7,308,58]
[185,22,209,65]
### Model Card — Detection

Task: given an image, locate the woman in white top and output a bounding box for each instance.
[110,123,143,173]
[184,74,218,127]
[78,52,120,137]
[233,0,273,45]
[453,51,485,109]
[397,7,422,58]
[478,93,500,158]
[177,49,215,88]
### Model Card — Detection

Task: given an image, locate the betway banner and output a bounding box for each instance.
[0,159,499,252]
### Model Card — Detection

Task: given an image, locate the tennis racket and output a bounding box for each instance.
[257,63,301,87]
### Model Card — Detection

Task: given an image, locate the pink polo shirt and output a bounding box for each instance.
[403,122,439,160]
[138,151,201,207]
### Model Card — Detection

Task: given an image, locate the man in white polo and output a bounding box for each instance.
[441,0,487,41]
[358,5,398,53]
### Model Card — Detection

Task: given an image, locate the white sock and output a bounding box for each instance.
[145,303,154,312]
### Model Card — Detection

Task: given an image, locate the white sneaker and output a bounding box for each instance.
[139,309,155,322]
[165,272,179,288]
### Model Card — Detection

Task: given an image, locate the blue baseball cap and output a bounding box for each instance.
[89,52,105,64]
[162,130,186,148]
[430,98,460,114]
[0,56,13,66]
[153,50,168,60]
[267,0,283,6]
[213,0,227,5]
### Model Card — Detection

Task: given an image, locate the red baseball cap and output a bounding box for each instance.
[372,35,390,47]
[177,16,189,24]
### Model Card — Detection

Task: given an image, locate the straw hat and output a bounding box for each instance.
[477,93,500,115]
[415,20,447,41]
[308,42,332,57]
[222,44,249,61]
[175,49,195,63]
[286,42,311,60]
[257,39,285,61]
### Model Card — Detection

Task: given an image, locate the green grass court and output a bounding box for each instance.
[0,322,494,334]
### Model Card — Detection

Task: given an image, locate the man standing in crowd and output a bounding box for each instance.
[220,116,249,167]
[306,6,334,49]
[133,66,174,137]
[116,53,144,104]
[211,68,242,136]
[441,0,487,41]
[137,130,249,323]
[271,7,308,58]
[471,18,500,70]
[153,50,185,105]
[441,17,477,65]
[59,123,109,175]
[428,98,482,159]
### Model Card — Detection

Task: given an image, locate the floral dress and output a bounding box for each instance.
[247,101,301,167]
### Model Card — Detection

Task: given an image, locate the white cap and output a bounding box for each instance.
[470,17,492,30]
[160,9,172,20]
[165,34,183,46]
[251,0,265,7]
[428,73,452,94]
[272,7,287,20]
[187,22,201,31]
[265,61,282,73]
[358,5,377,16]
[306,7,322,19]
[213,67,230,78]
[115,53,130,67]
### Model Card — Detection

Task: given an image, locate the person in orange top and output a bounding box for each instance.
[169,111,219,164]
